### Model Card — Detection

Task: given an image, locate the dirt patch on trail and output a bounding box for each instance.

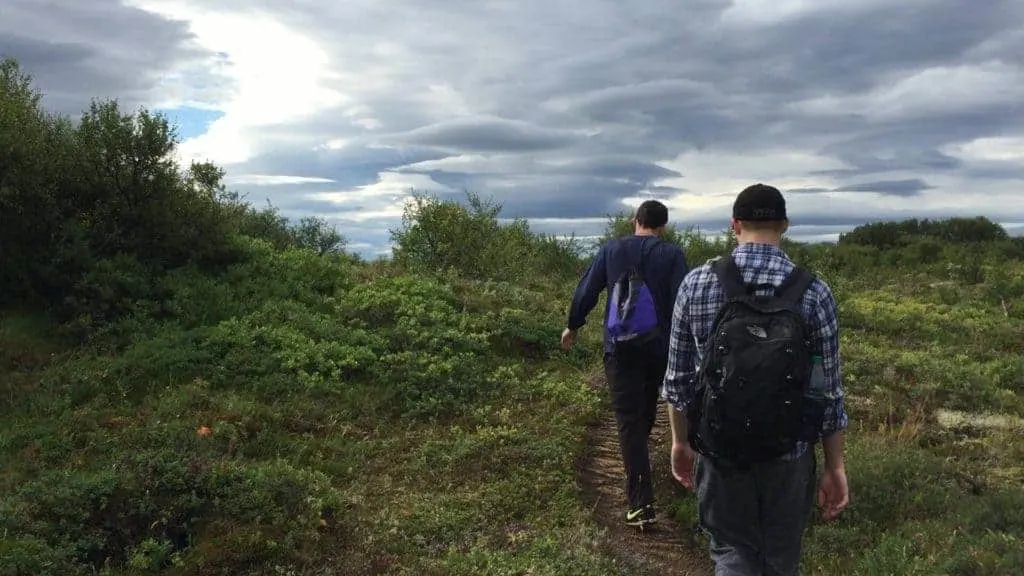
[577,374,713,575]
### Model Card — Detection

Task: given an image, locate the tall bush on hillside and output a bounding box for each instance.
[0,57,349,333]
[72,101,242,270]
[389,191,584,283]
[289,216,348,255]
[1,58,237,310]
[215,185,348,257]
[0,58,77,305]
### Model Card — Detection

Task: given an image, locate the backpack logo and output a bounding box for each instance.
[745,324,767,339]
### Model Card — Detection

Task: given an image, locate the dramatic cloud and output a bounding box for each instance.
[393,116,583,153]
[834,179,935,196]
[787,179,936,197]
[0,0,229,115]
[5,0,1024,254]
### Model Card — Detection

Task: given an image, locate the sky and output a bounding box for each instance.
[3,0,1024,257]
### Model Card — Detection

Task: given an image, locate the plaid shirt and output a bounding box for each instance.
[662,242,849,460]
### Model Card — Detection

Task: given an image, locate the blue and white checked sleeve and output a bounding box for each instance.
[662,270,699,412]
[810,280,849,438]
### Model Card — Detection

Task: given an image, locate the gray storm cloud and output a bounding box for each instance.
[5,0,1024,253]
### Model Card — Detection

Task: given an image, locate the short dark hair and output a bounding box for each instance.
[635,200,669,229]
[737,219,787,234]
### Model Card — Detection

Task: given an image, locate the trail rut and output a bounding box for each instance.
[577,374,713,575]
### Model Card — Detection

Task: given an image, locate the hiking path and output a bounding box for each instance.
[577,372,714,575]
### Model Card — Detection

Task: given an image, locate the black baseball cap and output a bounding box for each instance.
[733,183,787,221]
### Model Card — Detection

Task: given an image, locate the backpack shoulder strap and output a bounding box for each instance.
[632,236,661,276]
[711,256,748,299]
[774,266,815,305]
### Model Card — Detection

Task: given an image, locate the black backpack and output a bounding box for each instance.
[687,256,820,469]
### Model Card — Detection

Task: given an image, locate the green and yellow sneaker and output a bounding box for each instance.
[624,503,656,527]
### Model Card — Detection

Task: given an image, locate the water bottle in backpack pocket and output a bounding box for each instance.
[799,355,829,442]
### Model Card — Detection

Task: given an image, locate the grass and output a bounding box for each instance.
[3,238,1022,575]
[0,241,626,575]
[3,229,1024,575]
[792,264,1023,574]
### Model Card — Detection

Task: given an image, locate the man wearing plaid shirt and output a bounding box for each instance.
[663,184,849,575]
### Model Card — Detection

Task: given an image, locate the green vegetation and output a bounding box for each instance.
[2,56,1023,574]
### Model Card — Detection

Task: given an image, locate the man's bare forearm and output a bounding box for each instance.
[667,404,689,446]
[821,430,845,471]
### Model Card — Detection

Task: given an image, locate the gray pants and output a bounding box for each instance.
[694,448,817,576]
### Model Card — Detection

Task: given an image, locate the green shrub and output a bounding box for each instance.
[838,216,1008,250]
[0,451,344,575]
[390,191,583,284]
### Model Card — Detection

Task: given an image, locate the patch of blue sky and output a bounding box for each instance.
[156,106,225,140]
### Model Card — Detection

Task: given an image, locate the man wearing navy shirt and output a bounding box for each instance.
[561,199,689,527]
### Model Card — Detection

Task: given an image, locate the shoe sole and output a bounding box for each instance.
[624,518,657,527]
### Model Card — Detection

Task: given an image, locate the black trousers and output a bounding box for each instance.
[602,336,667,510]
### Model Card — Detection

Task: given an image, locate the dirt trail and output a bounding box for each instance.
[577,374,713,575]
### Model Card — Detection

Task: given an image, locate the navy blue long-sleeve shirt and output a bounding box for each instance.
[567,234,689,354]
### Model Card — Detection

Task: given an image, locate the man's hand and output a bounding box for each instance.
[560,328,576,350]
[818,432,848,521]
[817,466,849,521]
[671,442,696,489]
